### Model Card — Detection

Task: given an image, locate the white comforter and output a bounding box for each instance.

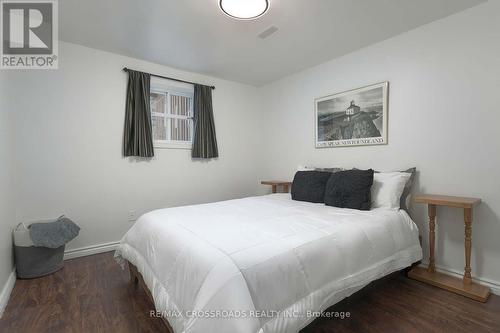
[115,194,422,333]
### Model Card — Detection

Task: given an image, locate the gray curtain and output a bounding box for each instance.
[192,84,218,159]
[123,70,154,157]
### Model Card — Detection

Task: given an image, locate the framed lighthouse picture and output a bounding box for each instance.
[315,82,388,148]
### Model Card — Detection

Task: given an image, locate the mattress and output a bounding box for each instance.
[115,193,422,333]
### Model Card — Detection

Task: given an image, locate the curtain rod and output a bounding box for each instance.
[122,67,215,90]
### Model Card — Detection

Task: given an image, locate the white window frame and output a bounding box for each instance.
[150,77,194,150]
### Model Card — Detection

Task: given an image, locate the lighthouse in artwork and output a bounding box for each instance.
[346,100,360,115]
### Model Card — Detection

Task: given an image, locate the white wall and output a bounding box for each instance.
[0,70,15,297]
[7,42,264,252]
[260,1,500,286]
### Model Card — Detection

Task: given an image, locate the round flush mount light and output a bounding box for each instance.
[219,0,269,20]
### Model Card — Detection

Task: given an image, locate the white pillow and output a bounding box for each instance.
[371,172,411,210]
[297,165,315,171]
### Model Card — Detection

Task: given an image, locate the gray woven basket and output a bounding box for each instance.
[13,219,65,279]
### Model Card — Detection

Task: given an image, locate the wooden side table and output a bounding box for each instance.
[408,194,490,302]
[261,180,292,193]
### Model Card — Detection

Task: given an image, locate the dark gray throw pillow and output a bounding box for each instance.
[291,171,332,203]
[324,169,374,210]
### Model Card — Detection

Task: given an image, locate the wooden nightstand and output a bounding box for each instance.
[261,180,292,193]
[408,194,490,302]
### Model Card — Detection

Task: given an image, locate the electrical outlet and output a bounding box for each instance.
[128,210,137,221]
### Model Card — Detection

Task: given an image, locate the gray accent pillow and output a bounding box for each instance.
[399,167,416,211]
[314,167,345,173]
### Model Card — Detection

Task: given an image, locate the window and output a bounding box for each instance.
[150,77,194,149]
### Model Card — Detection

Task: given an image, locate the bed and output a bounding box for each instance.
[115,193,422,333]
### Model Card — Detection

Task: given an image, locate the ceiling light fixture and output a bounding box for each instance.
[219,0,269,20]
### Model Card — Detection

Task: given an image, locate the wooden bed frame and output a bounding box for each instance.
[128,261,174,333]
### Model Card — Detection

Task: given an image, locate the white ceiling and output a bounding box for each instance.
[60,0,485,86]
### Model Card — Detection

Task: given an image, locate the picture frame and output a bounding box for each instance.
[315,81,389,148]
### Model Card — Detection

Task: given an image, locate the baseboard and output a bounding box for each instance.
[64,241,120,260]
[419,261,500,296]
[0,269,16,318]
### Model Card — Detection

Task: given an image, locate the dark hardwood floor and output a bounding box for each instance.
[1,252,499,333]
